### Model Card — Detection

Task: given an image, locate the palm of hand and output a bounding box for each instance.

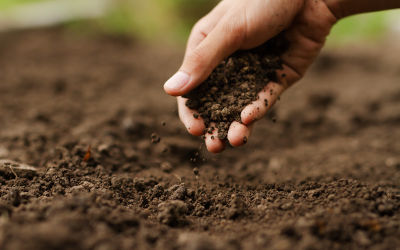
[173,0,337,153]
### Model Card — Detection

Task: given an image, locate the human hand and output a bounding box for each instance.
[164,0,337,153]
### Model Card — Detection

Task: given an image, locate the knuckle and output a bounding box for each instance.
[186,49,207,71]
[221,20,245,47]
[193,18,208,34]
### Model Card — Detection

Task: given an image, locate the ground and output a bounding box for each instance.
[0,28,399,250]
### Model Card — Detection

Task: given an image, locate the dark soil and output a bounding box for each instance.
[184,36,287,139]
[0,28,399,250]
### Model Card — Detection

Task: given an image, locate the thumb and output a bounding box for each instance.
[164,17,245,96]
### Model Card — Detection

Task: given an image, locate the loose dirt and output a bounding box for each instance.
[184,35,287,139]
[0,28,399,250]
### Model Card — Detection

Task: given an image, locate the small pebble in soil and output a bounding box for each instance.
[97,144,110,154]
[160,161,173,173]
[280,202,293,211]
[243,136,248,144]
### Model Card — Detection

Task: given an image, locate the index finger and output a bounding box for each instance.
[185,0,232,55]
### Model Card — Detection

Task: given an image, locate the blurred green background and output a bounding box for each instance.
[0,0,399,47]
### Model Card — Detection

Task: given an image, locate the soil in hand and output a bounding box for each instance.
[184,35,288,140]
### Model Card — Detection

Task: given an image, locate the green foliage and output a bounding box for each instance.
[327,11,389,46]
[99,4,136,35]
[0,0,44,9]
[1,0,397,46]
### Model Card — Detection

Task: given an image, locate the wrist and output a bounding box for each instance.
[323,0,344,19]
[324,0,400,19]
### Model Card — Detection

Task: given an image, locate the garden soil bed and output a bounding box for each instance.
[0,28,399,250]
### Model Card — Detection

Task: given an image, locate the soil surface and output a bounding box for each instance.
[184,36,287,139]
[0,28,399,250]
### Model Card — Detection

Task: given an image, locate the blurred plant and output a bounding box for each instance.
[92,0,400,45]
[326,10,397,46]
[0,0,44,9]
[0,0,398,45]
[97,0,218,41]
[168,0,218,31]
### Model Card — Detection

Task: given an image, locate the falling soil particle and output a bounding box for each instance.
[193,167,199,176]
[151,132,161,144]
[184,34,288,140]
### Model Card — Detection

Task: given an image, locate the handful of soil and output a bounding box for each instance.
[184,35,288,140]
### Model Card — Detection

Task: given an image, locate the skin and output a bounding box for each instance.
[164,0,400,153]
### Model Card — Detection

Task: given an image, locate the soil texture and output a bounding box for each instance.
[184,36,287,139]
[0,28,399,250]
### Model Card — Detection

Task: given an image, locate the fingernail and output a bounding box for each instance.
[164,71,190,91]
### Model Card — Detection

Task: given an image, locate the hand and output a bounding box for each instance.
[164,0,337,153]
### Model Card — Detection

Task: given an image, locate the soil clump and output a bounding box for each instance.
[184,35,288,139]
